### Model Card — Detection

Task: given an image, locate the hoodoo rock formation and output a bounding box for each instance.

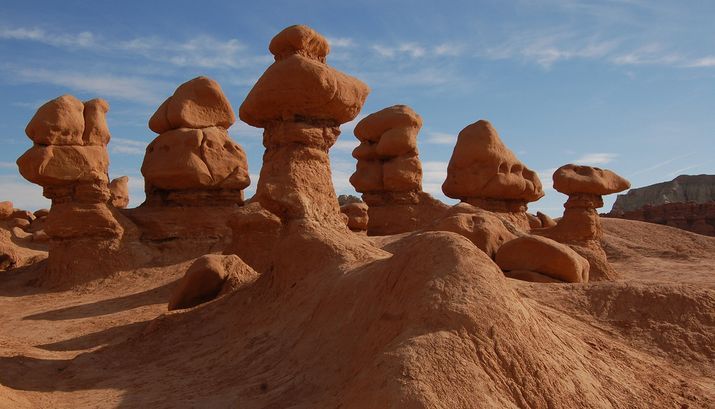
[123,77,250,253]
[349,105,449,235]
[109,176,129,208]
[16,95,126,284]
[1,24,713,409]
[442,120,544,229]
[535,164,630,280]
[228,24,370,273]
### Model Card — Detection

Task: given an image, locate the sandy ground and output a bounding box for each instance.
[0,217,713,408]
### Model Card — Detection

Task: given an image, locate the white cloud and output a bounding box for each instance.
[110,137,147,156]
[8,67,167,105]
[424,131,456,145]
[572,152,618,165]
[434,43,463,56]
[333,139,359,152]
[327,37,355,48]
[371,42,426,59]
[611,43,681,65]
[0,26,96,48]
[685,56,715,68]
[422,161,448,197]
[229,121,263,141]
[0,175,49,210]
[537,167,558,191]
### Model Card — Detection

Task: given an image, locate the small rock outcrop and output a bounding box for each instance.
[442,120,543,229]
[109,176,129,208]
[611,174,715,214]
[168,254,259,311]
[608,201,715,237]
[535,164,630,281]
[340,202,369,233]
[495,235,590,283]
[349,105,449,235]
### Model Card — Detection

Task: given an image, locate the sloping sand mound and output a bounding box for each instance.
[1,219,713,408]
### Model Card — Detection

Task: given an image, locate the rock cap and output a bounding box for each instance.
[553,164,630,196]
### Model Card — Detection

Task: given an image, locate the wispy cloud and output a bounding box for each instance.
[7,67,168,105]
[684,56,715,68]
[0,26,96,48]
[0,175,49,210]
[372,43,426,58]
[611,43,681,65]
[327,37,355,48]
[423,131,456,145]
[422,160,448,197]
[573,152,618,165]
[110,137,147,156]
[628,151,696,177]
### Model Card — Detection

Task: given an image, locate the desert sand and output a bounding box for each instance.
[1,24,713,408]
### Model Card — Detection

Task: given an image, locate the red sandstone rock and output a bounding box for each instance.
[82,98,111,146]
[537,211,557,228]
[149,76,235,133]
[340,202,368,232]
[33,208,50,218]
[109,176,129,208]
[17,145,109,187]
[496,235,590,283]
[168,254,259,311]
[25,95,85,145]
[240,26,368,128]
[504,269,564,283]
[442,120,543,203]
[554,164,630,196]
[0,202,13,220]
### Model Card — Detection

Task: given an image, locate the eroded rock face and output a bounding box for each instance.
[611,174,715,214]
[535,164,630,281]
[608,201,715,237]
[349,105,449,235]
[142,77,249,207]
[340,202,368,232]
[442,120,543,229]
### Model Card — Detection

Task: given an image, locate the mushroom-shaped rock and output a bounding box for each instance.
[168,254,259,311]
[239,25,369,128]
[109,176,129,208]
[149,76,235,133]
[443,120,543,204]
[340,202,368,232]
[349,105,448,235]
[553,164,630,196]
[533,164,630,282]
[495,235,590,283]
[25,95,85,146]
[17,145,110,187]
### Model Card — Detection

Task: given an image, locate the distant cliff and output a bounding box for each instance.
[606,174,715,237]
[610,174,715,214]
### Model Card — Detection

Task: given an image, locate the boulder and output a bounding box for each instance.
[25,95,85,145]
[269,25,330,62]
[33,208,50,218]
[340,202,369,232]
[109,176,129,208]
[0,202,13,219]
[17,145,109,187]
[82,98,111,146]
[495,235,590,283]
[553,164,630,196]
[168,254,259,311]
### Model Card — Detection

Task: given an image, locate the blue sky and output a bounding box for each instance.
[1,0,714,215]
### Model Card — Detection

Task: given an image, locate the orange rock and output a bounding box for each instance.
[354,105,422,144]
[142,127,249,192]
[45,202,123,239]
[150,76,235,133]
[340,202,369,232]
[504,269,565,283]
[442,120,543,203]
[240,55,369,127]
[33,208,50,218]
[82,98,111,146]
[109,176,129,208]
[269,25,330,62]
[25,95,85,145]
[168,254,259,311]
[537,211,557,228]
[17,145,109,187]
[382,155,421,192]
[553,164,631,196]
[495,235,590,283]
[0,201,13,219]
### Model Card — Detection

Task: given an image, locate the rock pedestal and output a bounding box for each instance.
[226,25,370,275]
[535,164,630,280]
[349,105,448,235]
[442,120,543,229]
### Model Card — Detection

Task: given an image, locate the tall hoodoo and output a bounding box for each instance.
[349,105,448,235]
[238,24,369,222]
[442,120,543,228]
[142,76,249,207]
[536,163,630,280]
[17,95,123,282]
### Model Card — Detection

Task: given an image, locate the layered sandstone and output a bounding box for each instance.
[608,201,715,237]
[349,105,449,235]
[611,174,715,214]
